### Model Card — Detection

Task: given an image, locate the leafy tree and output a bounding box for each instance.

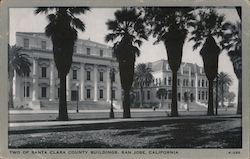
[105,8,148,118]
[144,7,195,116]
[8,45,31,108]
[35,7,89,121]
[221,20,242,114]
[134,63,153,108]
[189,9,225,115]
[217,72,232,108]
[156,88,168,108]
[227,91,236,106]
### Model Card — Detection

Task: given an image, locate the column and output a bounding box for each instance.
[80,63,85,101]
[13,71,19,100]
[93,65,98,101]
[32,58,38,101]
[49,60,55,101]
[195,73,198,102]
[66,72,71,101]
[106,68,111,102]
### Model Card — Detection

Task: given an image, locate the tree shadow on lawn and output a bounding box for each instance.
[9,118,224,135]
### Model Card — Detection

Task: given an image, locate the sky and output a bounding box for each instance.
[9,7,240,100]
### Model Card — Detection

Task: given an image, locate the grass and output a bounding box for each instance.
[9,117,241,148]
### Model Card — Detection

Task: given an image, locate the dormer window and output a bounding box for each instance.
[41,41,46,50]
[24,38,29,48]
[100,49,103,57]
[87,48,90,55]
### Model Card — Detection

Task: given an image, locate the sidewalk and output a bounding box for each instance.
[9,113,241,128]
[9,108,168,114]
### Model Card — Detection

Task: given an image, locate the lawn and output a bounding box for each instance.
[9,117,241,148]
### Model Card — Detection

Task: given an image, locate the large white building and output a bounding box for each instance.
[13,32,209,110]
[13,32,122,110]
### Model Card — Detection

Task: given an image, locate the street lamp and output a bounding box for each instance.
[109,66,115,118]
[76,82,79,113]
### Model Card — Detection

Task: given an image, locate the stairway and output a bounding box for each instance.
[40,100,111,110]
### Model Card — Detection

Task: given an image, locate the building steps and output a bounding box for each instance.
[40,100,111,110]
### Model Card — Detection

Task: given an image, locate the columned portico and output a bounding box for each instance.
[80,63,85,101]
[49,60,55,101]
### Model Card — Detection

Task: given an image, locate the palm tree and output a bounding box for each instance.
[35,7,89,121]
[105,8,148,118]
[156,88,168,108]
[221,21,242,114]
[8,45,31,108]
[144,7,195,116]
[134,63,153,108]
[189,9,225,115]
[217,72,233,108]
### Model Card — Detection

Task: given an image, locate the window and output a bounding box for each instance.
[142,91,145,100]
[58,88,60,98]
[25,71,30,77]
[202,91,204,100]
[198,91,201,100]
[206,91,208,100]
[112,90,116,99]
[71,90,78,101]
[41,87,47,98]
[87,71,91,80]
[73,45,77,53]
[112,73,115,82]
[147,91,150,100]
[87,89,91,99]
[177,79,180,86]
[198,79,200,87]
[41,41,46,50]
[202,79,204,87]
[186,79,189,87]
[41,67,47,78]
[24,38,29,48]
[73,70,77,80]
[183,79,185,86]
[159,78,161,85]
[99,89,103,99]
[99,72,103,82]
[24,86,30,97]
[100,49,103,57]
[164,78,167,85]
[87,48,91,55]
[178,93,181,101]
[191,80,194,87]
[168,91,172,99]
[168,77,172,86]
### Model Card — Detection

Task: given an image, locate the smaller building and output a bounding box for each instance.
[132,60,209,109]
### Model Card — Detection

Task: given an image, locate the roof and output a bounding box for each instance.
[148,59,205,75]
[16,32,111,48]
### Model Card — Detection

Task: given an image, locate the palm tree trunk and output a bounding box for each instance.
[58,74,69,121]
[207,80,214,115]
[123,89,131,118]
[237,78,242,114]
[171,71,178,116]
[140,87,143,108]
[221,85,224,108]
[9,76,14,109]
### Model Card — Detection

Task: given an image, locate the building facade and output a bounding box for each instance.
[133,60,209,109]
[13,32,209,110]
[13,32,122,109]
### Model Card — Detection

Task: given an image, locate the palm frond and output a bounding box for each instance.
[71,18,85,31]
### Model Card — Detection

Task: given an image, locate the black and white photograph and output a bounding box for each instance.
[0,0,249,158]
